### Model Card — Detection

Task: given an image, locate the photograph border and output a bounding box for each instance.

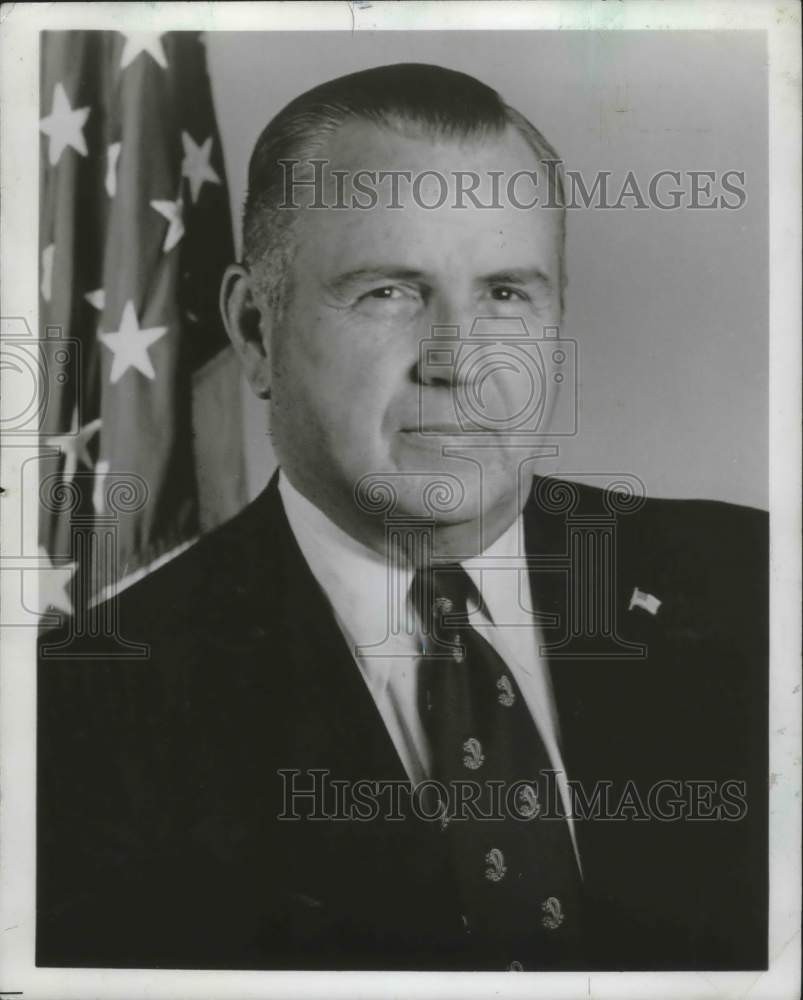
[1,3,800,999]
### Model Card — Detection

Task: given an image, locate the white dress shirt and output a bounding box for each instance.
[278,471,581,871]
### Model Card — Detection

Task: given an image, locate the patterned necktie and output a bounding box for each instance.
[413,562,584,968]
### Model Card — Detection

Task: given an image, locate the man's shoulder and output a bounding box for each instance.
[527,475,768,640]
[529,473,767,562]
[620,488,767,645]
[41,476,289,656]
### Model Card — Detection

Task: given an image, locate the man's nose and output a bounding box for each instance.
[410,296,473,387]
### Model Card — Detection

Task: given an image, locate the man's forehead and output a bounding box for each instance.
[278,117,564,281]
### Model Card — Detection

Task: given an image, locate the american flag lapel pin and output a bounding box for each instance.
[628,587,662,616]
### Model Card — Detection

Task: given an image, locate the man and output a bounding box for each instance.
[37,63,767,972]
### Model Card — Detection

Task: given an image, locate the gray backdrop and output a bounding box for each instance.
[206,30,768,510]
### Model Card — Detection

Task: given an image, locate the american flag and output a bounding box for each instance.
[38,30,241,623]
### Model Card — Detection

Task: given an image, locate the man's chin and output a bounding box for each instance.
[352,468,478,523]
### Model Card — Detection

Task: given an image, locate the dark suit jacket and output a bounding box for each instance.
[37,475,768,971]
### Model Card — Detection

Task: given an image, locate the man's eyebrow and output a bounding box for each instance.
[478,268,554,291]
[325,267,428,295]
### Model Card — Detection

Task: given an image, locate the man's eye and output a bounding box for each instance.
[365,286,403,300]
[489,286,527,302]
[354,285,422,314]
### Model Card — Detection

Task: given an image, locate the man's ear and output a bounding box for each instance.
[219,263,273,399]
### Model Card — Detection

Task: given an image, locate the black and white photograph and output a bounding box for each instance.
[0,3,800,998]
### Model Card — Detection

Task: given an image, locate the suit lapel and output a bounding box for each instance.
[522,477,582,755]
[258,476,410,783]
[522,477,654,860]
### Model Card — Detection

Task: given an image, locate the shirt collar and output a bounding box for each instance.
[278,471,415,663]
[278,468,526,668]
[463,515,525,627]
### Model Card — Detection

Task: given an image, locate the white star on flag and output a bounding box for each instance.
[36,546,77,617]
[41,244,55,302]
[120,32,168,70]
[105,142,122,197]
[39,82,90,166]
[151,197,185,252]
[98,301,169,383]
[45,407,102,485]
[85,288,106,311]
[181,132,221,203]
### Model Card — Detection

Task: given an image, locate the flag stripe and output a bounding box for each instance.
[39,30,237,613]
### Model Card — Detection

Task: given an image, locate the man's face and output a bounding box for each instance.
[266,121,564,536]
